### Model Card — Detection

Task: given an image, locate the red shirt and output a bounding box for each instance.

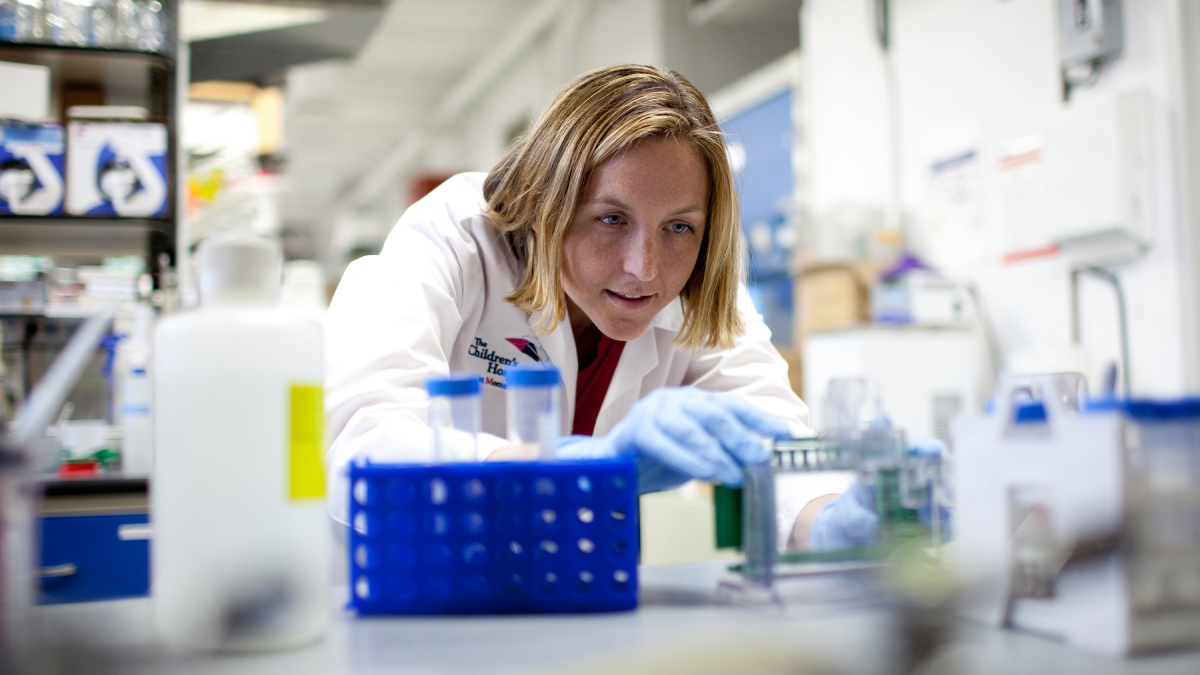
[571,335,626,436]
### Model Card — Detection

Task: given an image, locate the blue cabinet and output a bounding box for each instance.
[40,512,150,604]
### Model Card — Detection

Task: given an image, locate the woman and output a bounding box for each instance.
[324,65,811,520]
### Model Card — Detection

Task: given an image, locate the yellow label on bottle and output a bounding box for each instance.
[289,384,325,500]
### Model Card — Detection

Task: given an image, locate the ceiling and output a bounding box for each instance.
[182,0,801,260]
[273,0,541,249]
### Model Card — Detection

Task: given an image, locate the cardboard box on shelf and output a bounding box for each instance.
[774,345,804,400]
[794,263,879,339]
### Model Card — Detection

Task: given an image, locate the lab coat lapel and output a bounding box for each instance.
[529,311,578,434]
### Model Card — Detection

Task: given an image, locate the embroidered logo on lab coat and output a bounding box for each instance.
[467,335,550,387]
[505,338,541,362]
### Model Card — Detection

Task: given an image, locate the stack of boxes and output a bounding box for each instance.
[0,61,168,219]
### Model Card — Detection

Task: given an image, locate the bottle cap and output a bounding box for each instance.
[506,364,561,388]
[198,234,282,304]
[426,373,481,397]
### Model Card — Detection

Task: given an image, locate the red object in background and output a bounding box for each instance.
[409,174,456,204]
[58,459,99,478]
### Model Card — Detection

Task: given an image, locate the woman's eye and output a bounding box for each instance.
[599,214,624,225]
[668,222,694,234]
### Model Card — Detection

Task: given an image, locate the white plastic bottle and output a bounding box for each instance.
[118,303,154,474]
[118,363,152,473]
[152,235,329,653]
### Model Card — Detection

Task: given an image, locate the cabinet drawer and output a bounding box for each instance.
[40,513,150,604]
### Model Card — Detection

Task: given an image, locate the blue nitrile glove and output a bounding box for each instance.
[810,438,953,551]
[809,479,878,551]
[556,387,791,494]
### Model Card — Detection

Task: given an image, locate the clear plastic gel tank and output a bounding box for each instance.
[505,364,561,460]
[426,373,481,461]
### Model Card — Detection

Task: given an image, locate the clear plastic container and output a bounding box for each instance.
[425,373,481,462]
[12,0,47,42]
[505,364,561,460]
[1,0,19,39]
[87,0,115,47]
[131,0,161,51]
[46,0,90,46]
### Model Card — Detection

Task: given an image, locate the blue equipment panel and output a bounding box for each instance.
[347,458,639,615]
[721,89,796,345]
[40,513,150,604]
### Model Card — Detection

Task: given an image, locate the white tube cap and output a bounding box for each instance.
[198,234,282,304]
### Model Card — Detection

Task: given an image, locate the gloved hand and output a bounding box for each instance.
[808,479,878,551]
[809,438,952,551]
[556,387,792,493]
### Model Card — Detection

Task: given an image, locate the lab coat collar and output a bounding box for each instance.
[598,298,684,425]
[537,298,682,435]
[650,297,685,332]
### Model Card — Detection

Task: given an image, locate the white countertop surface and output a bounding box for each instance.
[33,561,1200,674]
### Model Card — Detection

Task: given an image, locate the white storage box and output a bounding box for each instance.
[66,121,168,217]
[0,124,65,216]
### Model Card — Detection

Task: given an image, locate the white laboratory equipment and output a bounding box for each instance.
[425,373,481,462]
[505,364,561,459]
[1044,88,1154,266]
[803,325,985,448]
[954,375,1200,655]
[152,234,328,653]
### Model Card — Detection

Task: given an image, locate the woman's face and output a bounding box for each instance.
[561,136,709,341]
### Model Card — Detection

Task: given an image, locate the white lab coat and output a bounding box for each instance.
[324,172,810,521]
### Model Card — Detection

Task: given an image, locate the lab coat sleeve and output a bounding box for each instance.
[683,285,813,435]
[323,193,508,523]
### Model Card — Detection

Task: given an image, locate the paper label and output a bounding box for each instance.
[288,384,325,500]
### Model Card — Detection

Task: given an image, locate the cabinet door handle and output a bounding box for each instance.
[40,563,78,578]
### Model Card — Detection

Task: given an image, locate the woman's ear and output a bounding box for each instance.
[531,220,539,233]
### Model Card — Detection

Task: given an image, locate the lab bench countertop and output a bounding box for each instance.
[34,561,1200,675]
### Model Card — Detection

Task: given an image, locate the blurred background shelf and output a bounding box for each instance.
[0,43,171,119]
[0,220,172,263]
[0,40,170,61]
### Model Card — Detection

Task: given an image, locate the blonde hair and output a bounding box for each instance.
[483,64,744,351]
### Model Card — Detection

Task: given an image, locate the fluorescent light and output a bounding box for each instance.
[182,0,329,42]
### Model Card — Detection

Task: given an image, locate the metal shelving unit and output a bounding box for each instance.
[0,1,181,277]
[1,2,182,418]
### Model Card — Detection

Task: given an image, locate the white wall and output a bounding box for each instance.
[804,0,1195,397]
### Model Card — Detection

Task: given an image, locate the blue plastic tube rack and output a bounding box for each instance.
[347,458,640,615]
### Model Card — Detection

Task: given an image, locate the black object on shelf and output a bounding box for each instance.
[40,476,148,498]
[0,216,172,230]
[0,40,170,60]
